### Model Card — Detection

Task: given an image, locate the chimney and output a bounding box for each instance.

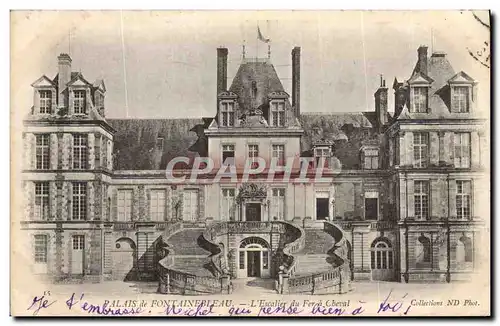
[374,75,388,130]
[417,45,428,75]
[57,53,72,108]
[292,46,301,117]
[217,47,228,97]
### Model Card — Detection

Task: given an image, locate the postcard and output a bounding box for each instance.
[10,10,491,317]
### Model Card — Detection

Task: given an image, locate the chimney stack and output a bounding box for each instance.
[417,45,428,75]
[292,47,301,117]
[217,47,228,98]
[374,75,388,131]
[57,53,72,108]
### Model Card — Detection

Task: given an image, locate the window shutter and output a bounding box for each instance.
[470,132,479,168]
[430,179,440,219]
[407,179,414,219]
[429,132,439,166]
[406,132,414,168]
[67,182,73,221]
[449,133,456,164]
[50,134,58,170]
[111,189,118,221]
[449,180,457,219]
[132,187,139,221]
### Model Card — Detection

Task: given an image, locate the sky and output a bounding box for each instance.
[11,10,490,119]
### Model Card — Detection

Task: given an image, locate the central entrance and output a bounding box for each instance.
[247,251,261,277]
[245,203,262,221]
[237,237,270,278]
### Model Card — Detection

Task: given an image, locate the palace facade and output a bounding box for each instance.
[20,44,489,294]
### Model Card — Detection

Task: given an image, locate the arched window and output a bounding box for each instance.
[458,235,473,263]
[239,237,269,249]
[417,235,431,263]
[371,238,393,270]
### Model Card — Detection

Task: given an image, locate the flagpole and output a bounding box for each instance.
[256,22,258,62]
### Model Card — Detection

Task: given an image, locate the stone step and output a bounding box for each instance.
[301,228,336,254]
[170,256,214,277]
[166,228,211,256]
[293,254,334,276]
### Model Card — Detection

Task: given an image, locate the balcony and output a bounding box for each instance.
[334,220,396,231]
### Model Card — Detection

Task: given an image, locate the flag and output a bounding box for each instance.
[257,26,270,43]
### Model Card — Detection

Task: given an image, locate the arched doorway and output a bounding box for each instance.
[112,237,137,281]
[370,237,395,281]
[237,237,270,279]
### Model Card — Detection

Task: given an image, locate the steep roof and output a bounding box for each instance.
[108,118,205,170]
[229,60,287,114]
[299,112,377,169]
[391,51,479,121]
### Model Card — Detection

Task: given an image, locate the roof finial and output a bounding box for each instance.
[268,43,271,59]
[242,40,246,59]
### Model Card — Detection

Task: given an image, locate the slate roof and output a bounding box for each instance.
[107,118,205,170]
[224,59,300,128]
[299,112,379,169]
[392,51,479,121]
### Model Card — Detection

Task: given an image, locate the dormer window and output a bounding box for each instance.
[74,90,86,114]
[314,147,331,167]
[362,148,379,169]
[220,101,235,127]
[39,90,52,114]
[412,87,428,113]
[270,101,285,127]
[448,71,475,113]
[452,86,469,113]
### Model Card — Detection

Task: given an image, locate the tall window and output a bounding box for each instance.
[456,180,471,220]
[454,133,471,168]
[182,190,199,222]
[35,134,50,170]
[220,102,235,127]
[248,144,259,168]
[222,144,235,166]
[363,149,379,169]
[413,132,428,168]
[72,182,87,221]
[74,90,86,114]
[73,134,88,170]
[413,87,428,113]
[271,188,285,220]
[39,90,52,114]
[72,235,85,250]
[94,135,101,169]
[453,86,469,113]
[270,101,285,127]
[34,182,49,220]
[371,240,394,270]
[272,144,285,166]
[414,181,429,220]
[34,234,48,264]
[221,188,235,221]
[150,189,166,222]
[117,190,133,221]
[314,147,331,167]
